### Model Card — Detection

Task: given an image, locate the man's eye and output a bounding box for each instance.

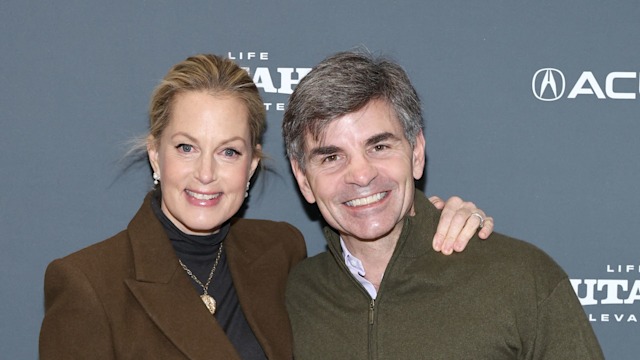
[323,154,338,163]
[373,144,388,151]
[177,144,193,152]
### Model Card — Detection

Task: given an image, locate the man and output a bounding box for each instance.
[282,51,604,359]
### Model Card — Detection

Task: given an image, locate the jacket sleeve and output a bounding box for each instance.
[530,278,605,359]
[39,259,116,360]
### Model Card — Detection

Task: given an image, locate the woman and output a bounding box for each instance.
[39,54,493,359]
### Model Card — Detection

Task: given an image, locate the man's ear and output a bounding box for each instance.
[147,135,160,174]
[290,159,317,204]
[412,130,426,180]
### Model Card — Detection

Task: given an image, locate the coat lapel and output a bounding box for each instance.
[124,195,241,360]
[225,220,293,359]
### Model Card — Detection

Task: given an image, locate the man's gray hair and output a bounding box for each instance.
[282,50,423,172]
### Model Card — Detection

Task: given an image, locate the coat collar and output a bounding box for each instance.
[123,192,290,359]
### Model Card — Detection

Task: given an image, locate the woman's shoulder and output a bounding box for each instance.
[48,230,133,272]
[42,229,138,296]
[230,218,303,238]
[229,218,307,258]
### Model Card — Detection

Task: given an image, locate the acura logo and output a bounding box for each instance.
[532,68,565,101]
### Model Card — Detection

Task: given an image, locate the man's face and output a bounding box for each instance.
[291,99,425,243]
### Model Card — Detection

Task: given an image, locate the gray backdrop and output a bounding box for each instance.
[2,1,638,359]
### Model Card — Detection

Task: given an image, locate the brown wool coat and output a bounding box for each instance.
[40,193,307,360]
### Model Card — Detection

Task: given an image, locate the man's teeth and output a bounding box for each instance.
[186,190,220,200]
[345,192,387,207]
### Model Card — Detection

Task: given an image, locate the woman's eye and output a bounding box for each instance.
[223,148,240,157]
[177,144,193,152]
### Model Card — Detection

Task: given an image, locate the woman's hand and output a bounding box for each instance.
[429,196,494,255]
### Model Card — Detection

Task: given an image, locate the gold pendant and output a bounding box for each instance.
[201,294,216,315]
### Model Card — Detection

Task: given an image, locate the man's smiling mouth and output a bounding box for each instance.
[344,192,388,207]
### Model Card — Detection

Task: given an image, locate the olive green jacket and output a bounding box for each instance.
[286,190,603,360]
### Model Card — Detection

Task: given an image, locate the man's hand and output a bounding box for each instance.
[429,196,494,255]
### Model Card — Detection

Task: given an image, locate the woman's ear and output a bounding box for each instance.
[147,135,160,174]
[248,144,262,179]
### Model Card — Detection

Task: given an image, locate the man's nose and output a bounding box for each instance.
[345,154,378,187]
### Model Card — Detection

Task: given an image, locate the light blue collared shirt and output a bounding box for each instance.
[340,238,379,299]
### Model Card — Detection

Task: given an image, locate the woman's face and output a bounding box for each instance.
[148,91,260,235]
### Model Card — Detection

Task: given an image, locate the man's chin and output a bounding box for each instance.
[338,224,400,243]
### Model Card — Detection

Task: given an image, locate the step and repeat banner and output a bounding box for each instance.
[1,1,637,359]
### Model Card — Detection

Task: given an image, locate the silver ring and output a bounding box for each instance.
[470,212,485,228]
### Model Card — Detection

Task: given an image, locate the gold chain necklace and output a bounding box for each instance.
[178,242,224,315]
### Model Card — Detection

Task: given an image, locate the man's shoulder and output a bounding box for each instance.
[289,250,333,279]
[411,194,564,275]
[453,232,569,287]
[469,232,558,263]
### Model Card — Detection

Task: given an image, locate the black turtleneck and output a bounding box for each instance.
[151,192,267,360]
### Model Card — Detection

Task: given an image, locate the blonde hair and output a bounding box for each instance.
[148,54,266,159]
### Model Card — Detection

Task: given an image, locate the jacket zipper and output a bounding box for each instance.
[369,299,375,325]
[368,298,376,360]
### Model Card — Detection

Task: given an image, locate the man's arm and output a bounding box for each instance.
[530,278,605,359]
[429,196,495,255]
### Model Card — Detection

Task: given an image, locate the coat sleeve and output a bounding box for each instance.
[39,259,116,360]
[530,278,605,359]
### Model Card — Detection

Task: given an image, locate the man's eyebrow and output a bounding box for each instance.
[308,145,340,158]
[366,132,399,146]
